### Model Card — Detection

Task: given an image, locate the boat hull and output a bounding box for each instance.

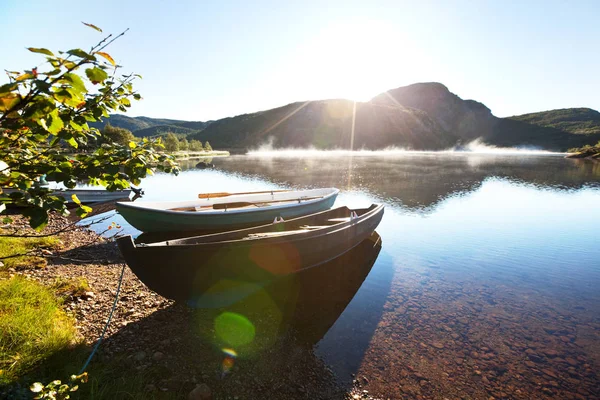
[116,191,338,233]
[117,205,384,301]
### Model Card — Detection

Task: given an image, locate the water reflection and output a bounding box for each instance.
[190,232,383,352]
[209,154,600,211]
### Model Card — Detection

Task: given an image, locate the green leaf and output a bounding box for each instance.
[76,204,92,218]
[23,207,48,231]
[82,22,102,32]
[67,48,95,60]
[61,73,87,94]
[67,137,78,148]
[27,47,54,56]
[16,72,33,81]
[85,67,108,84]
[69,120,84,131]
[95,51,115,66]
[34,79,51,93]
[47,109,64,134]
[0,83,18,96]
[0,93,21,112]
[30,382,44,393]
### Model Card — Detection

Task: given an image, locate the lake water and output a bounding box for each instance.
[92,153,600,398]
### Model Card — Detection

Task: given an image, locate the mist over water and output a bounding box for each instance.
[247,138,566,157]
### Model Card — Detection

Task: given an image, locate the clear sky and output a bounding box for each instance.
[2,0,599,121]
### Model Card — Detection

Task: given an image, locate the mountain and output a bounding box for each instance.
[90,115,211,137]
[509,108,600,135]
[96,83,600,152]
[188,83,600,151]
[189,98,455,151]
[370,82,496,141]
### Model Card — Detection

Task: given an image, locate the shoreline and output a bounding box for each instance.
[173,151,230,160]
[0,214,371,399]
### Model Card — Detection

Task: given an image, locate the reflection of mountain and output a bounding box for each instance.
[205,155,600,211]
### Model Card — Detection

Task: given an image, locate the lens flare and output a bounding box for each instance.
[221,348,237,376]
[214,312,256,347]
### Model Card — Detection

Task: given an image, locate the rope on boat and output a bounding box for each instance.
[78,263,126,374]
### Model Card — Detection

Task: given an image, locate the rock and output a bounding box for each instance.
[188,383,211,400]
[541,369,558,379]
[83,291,95,299]
[153,351,164,361]
[544,349,559,358]
[144,384,157,392]
[528,354,545,364]
[565,357,579,366]
[431,341,445,349]
[134,351,147,361]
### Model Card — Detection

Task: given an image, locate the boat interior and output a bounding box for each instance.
[169,195,325,212]
[143,204,380,246]
[155,188,337,213]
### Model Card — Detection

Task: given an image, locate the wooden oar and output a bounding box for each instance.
[170,196,323,212]
[210,196,323,210]
[198,189,290,199]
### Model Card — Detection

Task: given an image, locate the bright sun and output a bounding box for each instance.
[296,20,409,102]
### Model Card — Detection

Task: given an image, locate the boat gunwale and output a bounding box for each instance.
[115,188,339,216]
[133,204,384,249]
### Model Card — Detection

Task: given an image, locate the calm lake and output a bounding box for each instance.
[91,152,600,398]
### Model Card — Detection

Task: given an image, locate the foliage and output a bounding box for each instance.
[510,108,600,135]
[99,123,136,146]
[0,23,178,230]
[30,373,88,400]
[179,137,189,151]
[204,141,212,151]
[90,115,211,137]
[0,276,78,385]
[568,140,600,155]
[134,124,198,137]
[164,132,179,152]
[189,139,203,151]
[0,232,60,269]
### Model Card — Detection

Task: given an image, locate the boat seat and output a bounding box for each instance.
[326,217,352,223]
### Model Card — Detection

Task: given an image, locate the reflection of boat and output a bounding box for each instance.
[267,232,382,344]
[117,204,384,301]
[1,187,132,204]
[115,188,339,233]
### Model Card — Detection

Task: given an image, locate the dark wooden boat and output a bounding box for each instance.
[184,232,382,346]
[117,204,384,301]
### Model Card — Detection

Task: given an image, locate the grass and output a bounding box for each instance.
[51,277,91,300]
[0,234,61,270]
[0,276,79,386]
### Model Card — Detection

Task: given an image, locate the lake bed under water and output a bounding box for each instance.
[91,153,600,399]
